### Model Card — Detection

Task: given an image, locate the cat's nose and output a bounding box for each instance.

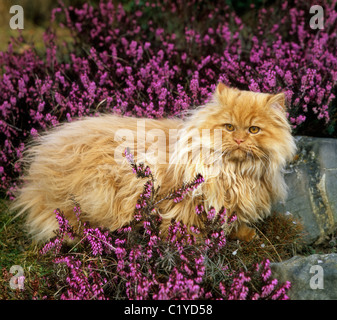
[234,138,244,145]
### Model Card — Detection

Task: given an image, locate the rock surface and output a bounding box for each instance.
[271,254,337,300]
[272,136,337,245]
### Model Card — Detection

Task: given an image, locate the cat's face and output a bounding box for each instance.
[203,83,294,164]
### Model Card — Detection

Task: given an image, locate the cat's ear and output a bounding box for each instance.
[267,93,286,112]
[215,82,229,96]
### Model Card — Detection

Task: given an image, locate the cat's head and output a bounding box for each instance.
[195,83,296,166]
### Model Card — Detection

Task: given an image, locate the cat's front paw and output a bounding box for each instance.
[229,223,258,242]
[240,227,259,242]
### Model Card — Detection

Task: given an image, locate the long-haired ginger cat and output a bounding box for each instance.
[13,83,296,242]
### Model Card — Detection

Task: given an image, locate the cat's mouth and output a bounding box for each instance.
[221,142,269,162]
[223,145,255,162]
[231,148,247,160]
[223,144,269,163]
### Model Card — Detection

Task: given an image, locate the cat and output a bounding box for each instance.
[12,83,296,242]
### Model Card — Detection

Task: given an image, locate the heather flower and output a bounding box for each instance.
[40,209,75,255]
[228,272,251,300]
[195,204,204,215]
[54,256,108,300]
[83,225,114,256]
[54,209,75,239]
[261,278,278,298]
[170,174,205,203]
[271,281,291,300]
[40,237,63,255]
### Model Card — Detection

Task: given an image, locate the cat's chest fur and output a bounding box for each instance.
[199,160,271,222]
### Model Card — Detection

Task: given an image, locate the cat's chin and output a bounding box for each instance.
[226,148,248,162]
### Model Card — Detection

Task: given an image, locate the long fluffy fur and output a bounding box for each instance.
[12,84,296,242]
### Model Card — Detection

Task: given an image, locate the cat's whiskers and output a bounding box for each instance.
[223,149,233,163]
[250,146,271,173]
[245,146,256,169]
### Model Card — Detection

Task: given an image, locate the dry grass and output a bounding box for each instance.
[223,212,304,271]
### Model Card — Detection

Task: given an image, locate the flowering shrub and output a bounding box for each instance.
[36,155,292,300]
[0,0,337,197]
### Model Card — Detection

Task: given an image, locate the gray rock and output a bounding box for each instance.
[272,136,337,245]
[271,254,337,300]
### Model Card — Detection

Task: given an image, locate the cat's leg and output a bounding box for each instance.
[229,222,258,242]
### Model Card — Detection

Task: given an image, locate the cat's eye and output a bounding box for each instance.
[225,124,235,132]
[249,126,260,134]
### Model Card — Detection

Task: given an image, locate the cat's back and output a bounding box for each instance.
[32,114,182,150]
[21,114,183,178]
